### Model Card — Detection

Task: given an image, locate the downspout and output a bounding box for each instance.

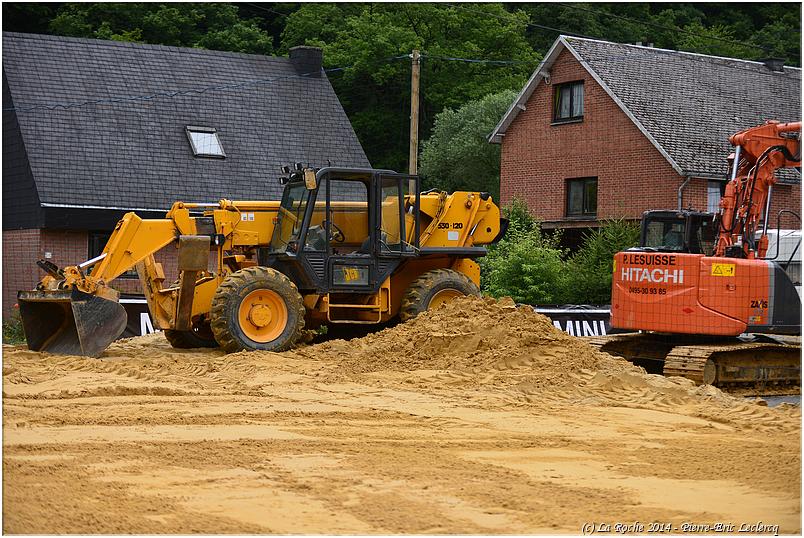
[677,176,691,210]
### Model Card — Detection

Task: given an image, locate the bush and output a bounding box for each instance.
[481,199,570,304]
[481,207,640,306]
[565,219,640,304]
[3,308,26,345]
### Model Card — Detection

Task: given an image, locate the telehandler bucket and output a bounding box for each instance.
[17,288,127,357]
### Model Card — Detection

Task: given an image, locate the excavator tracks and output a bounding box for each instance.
[587,333,801,390]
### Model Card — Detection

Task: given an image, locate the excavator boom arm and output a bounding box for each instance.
[717,121,801,257]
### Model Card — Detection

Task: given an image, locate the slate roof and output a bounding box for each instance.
[491,36,801,182]
[2,32,370,211]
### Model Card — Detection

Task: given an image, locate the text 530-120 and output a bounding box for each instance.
[628,287,667,295]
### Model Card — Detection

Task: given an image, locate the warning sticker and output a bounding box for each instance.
[711,263,736,277]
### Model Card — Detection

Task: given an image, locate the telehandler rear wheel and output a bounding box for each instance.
[164,319,218,349]
[210,267,305,353]
[400,268,480,322]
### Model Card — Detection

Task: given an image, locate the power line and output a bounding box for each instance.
[7,45,792,114]
[555,3,770,53]
[5,55,410,113]
[243,3,293,19]
[6,69,337,113]
[422,54,538,65]
[443,3,600,41]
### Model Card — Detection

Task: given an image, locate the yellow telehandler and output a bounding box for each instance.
[18,166,505,356]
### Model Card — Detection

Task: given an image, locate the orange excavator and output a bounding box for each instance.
[598,121,801,388]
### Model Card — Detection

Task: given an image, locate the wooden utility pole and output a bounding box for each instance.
[408,49,421,190]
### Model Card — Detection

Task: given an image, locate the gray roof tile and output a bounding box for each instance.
[3,32,370,209]
[565,37,801,182]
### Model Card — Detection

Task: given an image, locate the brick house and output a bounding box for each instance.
[490,36,801,247]
[3,32,370,316]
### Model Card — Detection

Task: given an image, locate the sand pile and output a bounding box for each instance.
[4,296,801,533]
[296,296,632,381]
[293,297,800,426]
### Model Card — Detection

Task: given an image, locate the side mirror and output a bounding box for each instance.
[304,168,317,190]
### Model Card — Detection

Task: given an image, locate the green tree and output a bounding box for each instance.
[517,3,800,66]
[280,3,538,171]
[48,3,274,54]
[676,21,755,59]
[419,89,516,201]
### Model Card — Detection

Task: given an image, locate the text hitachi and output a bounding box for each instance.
[621,267,684,284]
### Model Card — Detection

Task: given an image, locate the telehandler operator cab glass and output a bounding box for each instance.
[270,180,310,253]
[305,179,369,254]
[379,176,415,254]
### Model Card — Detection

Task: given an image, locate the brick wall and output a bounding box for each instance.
[3,229,42,317]
[498,48,802,231]
[766,183,801,229]
[3,228,182,317]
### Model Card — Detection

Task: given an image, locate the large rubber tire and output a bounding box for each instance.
[400,268,480,322]
[164,321,218,349]
[210,267,305,353]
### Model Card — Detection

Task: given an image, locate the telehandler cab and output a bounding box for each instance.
[19,166,505,357]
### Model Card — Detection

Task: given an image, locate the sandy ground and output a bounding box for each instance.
[3,297,801,534]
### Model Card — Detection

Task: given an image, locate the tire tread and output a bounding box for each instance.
[210,266,305,353]
[399,268,480,322]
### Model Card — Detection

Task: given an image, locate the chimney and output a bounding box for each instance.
[761,57,785,72]
[289,46,323,78]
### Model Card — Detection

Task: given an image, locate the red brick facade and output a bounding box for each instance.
[3,229,180,317]
[499,48,801,231]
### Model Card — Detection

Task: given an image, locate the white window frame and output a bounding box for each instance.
[186,126,226,159]
[707,180,723,213]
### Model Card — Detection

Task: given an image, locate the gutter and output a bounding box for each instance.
[677,176,692,210]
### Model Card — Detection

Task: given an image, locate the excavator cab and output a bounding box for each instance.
[640,210,717,255]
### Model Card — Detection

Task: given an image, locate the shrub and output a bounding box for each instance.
[565,219,640,304]
[481,207,640,306]
[481,199,570,304]
[3,308,26,345]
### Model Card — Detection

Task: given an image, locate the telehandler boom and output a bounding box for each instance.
[19,167,505,357]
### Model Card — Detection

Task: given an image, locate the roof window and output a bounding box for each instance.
[186,126,225,158]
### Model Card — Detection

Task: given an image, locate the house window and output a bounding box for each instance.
[553,81,584,122]
[566,177,597,217]
[88,231,137,278]
[707,180,724,213]
[186,126,226,158]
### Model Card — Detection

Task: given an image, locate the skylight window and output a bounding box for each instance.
[186,126,225,158]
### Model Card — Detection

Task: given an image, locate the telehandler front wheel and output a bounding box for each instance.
[210,267,305,353]
[400,268,480,322]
